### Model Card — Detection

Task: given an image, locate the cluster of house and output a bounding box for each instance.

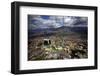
[28,36,87,60]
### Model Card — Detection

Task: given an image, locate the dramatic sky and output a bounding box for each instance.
[28,15,88,30]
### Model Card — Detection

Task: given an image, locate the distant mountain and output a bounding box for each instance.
[52,26,87,35]
[57,26,72,32]
[28,26,87,38]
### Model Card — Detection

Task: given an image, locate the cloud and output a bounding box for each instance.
[28,15,88,30]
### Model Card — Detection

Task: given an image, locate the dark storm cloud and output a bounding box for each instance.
[28,15,88,30]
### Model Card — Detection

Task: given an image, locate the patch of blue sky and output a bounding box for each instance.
[40,15,50,19]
